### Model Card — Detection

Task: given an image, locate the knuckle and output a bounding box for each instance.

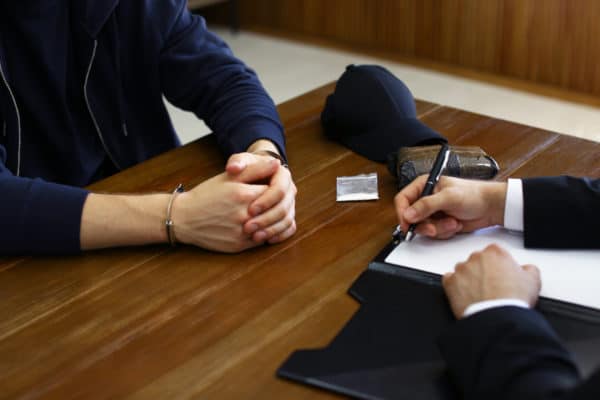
[486,243,503,254]
[416,197,430,211]
[275,206,288,222]
[263,226,277,239]
[417,197,435,215]
[267,216,294,238]
[442,273,453,287]
[274,220,297,242]
[469,250,482,261]
[281,214,294,230]
[273,187,286,200]
[527,263,541,275]
[416,174,428,183]
[234,209,249,223]
[235,188,254,203]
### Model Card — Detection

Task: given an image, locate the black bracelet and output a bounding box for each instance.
[252,150,289,169]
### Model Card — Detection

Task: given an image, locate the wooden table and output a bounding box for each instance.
[1,83,599,399]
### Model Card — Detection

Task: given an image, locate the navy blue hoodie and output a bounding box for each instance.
[0,0,285,255]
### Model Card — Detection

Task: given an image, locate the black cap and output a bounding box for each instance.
[321,64,447,163]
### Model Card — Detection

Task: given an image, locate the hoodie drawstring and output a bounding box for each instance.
[84,39,122,170]
[0,59,22,176]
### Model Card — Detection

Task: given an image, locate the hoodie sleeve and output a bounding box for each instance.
[0,146,89,255]
[156,0,286,159]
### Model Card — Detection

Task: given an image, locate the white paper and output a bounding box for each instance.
[385,227,600,309]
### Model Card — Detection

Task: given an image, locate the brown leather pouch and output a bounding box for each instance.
[387,144,500,189]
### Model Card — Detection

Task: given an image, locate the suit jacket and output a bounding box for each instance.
[438,306,600,400]
[438,176,600,399]
[523,176,600,249]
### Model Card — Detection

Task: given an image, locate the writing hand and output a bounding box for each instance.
[394,176,507,239]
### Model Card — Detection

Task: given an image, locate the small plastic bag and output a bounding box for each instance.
[336,173,379,202]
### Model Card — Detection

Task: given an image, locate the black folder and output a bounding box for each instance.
[277,242,600,400]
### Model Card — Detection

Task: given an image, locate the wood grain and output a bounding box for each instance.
[0,83,598,399]
[216,0,600,97]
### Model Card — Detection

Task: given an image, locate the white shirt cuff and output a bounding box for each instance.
[463,298,530,318]
[503,178,524,232]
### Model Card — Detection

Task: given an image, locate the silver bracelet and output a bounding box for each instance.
[165,183,184,246]
[252,149,289,169]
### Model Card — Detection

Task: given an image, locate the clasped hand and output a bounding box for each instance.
[171,151,297,253]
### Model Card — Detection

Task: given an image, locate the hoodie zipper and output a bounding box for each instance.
[0,58,22,176]
[84,39,122,170]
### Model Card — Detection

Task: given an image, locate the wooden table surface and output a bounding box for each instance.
[1,83,599,400]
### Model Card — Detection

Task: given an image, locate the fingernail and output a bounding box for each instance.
[247,223,258,233]
[404,208,416,220]
[228,161,244,171]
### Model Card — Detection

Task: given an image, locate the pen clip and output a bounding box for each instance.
[392,225,404,245]
[436,146,451,181]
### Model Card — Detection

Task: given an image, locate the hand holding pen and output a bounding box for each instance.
[393,166,508,242]
[392,143,451,243]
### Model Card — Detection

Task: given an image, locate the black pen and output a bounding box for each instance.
[392,143,451,243]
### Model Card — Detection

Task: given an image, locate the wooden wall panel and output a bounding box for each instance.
[230,0,600,96]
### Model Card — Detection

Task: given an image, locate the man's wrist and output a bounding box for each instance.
[486,181,508,226]
[251,149,288,168]
[247,139,289,168]
[165,184,185,246]
[246,139,280,155]
[81,192,174,250]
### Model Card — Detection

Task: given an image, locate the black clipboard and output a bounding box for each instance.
[277,241,600,400]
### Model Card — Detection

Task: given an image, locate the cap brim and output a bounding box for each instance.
[336,118,447,163]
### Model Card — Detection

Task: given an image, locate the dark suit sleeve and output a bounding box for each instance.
[522,176,600,249]
[438,306,600,400]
